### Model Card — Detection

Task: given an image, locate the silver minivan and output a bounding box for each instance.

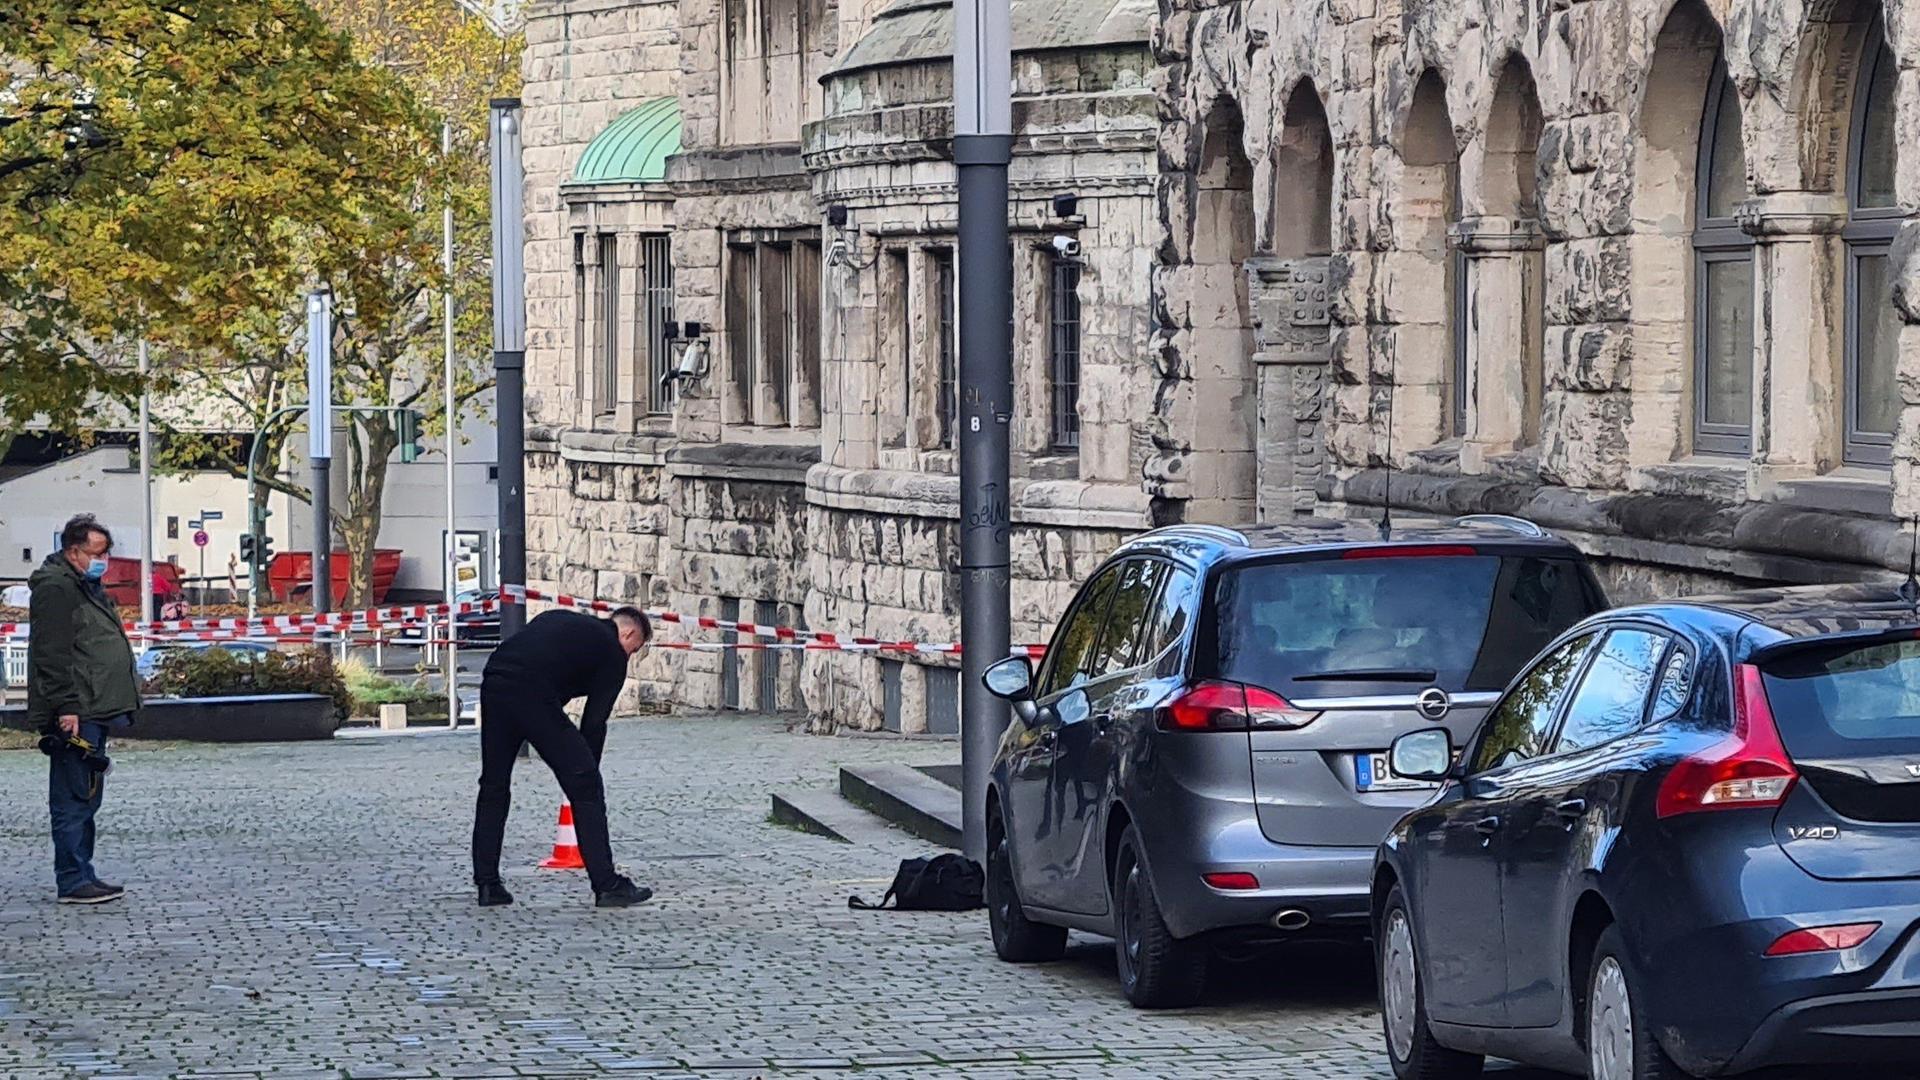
[981,516,1607,1008]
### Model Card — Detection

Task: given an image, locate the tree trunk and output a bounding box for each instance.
[340,419,399,612]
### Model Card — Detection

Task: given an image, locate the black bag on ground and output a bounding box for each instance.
[847,854,984,911]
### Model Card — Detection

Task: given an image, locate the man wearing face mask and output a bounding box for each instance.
[27,514,139,905]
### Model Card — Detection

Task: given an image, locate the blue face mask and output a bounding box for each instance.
[84,559,108,581]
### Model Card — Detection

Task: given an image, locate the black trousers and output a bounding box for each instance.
[471,682,620,893]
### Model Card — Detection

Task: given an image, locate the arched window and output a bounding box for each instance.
[1692,57,1753,455]
[1844,23,1899,465]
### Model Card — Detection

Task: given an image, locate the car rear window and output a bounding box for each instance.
[1204,554,1600,694]
[1760,637,1920,753]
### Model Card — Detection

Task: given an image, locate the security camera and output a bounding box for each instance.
[661,339,710,388]
[828,237,849,267]
[1050,235,1081,259]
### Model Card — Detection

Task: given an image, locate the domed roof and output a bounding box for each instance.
[572,97,681,184]
[830,0,1151,78]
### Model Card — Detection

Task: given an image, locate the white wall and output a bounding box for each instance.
[0,446,295,586]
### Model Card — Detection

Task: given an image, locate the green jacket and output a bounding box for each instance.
[26,554,140,731]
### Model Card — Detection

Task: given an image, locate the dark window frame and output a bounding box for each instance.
[640,234,675,414]
[1692,58,1754,457]
[596,233,621,418]
[1049,252,1082,452]
[1843,23,1901,466]
[933,247,958,450]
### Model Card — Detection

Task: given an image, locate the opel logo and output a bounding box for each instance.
[1416,687,1451,722]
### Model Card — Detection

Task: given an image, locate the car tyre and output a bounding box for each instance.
[985,807,1067,963]
[1379,884,1484,1080]
[1112,824,1206,1009]
[1587,926,1690,1080]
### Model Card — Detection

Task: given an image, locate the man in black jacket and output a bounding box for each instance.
[28,515,139,905]
[472,606,653,908]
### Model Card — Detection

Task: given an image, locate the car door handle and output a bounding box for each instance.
[1554,798,1587,822]
[1473,816,1502,837]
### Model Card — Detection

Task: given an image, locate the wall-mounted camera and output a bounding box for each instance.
[1050,235,1081,259]
[661,321,710,388]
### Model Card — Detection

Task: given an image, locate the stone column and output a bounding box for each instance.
[1454,216,1544,473]
[1248,255,1332,519]
[1739,193,1848,486]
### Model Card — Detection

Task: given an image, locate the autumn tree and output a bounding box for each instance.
[0,2,430,465]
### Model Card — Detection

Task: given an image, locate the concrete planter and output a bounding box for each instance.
[2,693,340,743]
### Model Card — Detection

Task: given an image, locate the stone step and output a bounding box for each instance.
[838,764,962,849]
[914,763,961,790]
[768,789,919,847]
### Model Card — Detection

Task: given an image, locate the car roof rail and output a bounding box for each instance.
[1152,523,1250,547]
[1451,514,1550,539]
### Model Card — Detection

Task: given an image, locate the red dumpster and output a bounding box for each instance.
[266,549,402,606]
[103,558,184,607]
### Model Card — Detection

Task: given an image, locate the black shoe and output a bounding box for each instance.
[57,882,125,905]
[594,877,653,909]
[477,882,514,907]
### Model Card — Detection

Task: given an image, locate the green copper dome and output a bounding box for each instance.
[572,98,681,184]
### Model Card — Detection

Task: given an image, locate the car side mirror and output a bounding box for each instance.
[983,655,1034,701]
[1389,728,1454,783]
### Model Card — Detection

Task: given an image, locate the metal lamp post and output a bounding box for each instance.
[490,99,528,642]
[954,0,1014,863]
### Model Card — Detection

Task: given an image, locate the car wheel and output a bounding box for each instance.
[1379,884,1484,1080]
[1111,824,1206,1009]
[1587,926,1690,1080]
[985,808,1067,963]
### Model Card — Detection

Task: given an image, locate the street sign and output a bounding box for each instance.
[193,530,210,548]
[201,510,224,522]
[187,520,202,530]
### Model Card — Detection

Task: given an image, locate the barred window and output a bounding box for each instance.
[933,248,957,449]
[1049,253,1082,451]
[640,235,674,414]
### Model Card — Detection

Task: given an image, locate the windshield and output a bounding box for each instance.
[1205,554,1599,694]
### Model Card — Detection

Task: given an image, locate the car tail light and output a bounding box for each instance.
[1764,922,1880,957]
[1656,664,1798,818]
[1161,681,1319,732]
[1202,872,1260,890]
[1340,545,1478,560]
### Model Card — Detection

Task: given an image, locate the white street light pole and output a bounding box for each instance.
[443,118,460,728]
[138,338,154,627]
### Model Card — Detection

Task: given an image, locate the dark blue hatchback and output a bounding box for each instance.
[1371,583,1920,1079]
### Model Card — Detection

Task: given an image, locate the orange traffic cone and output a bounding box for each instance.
[538,801,586,870]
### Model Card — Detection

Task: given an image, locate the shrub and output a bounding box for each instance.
[336,656,439,716]
[144,646,353,719]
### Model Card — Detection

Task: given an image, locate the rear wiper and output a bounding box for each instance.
[1292,668,1439,683]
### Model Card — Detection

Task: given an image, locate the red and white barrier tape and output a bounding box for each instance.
[6,584,1047,658]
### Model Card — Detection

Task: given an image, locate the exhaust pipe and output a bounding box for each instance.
[1271,908,1311,931]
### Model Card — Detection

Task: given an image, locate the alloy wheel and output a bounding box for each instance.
[1589,956,1633,1080]
[1119,863,1144,980]
[1382,909,1418,1063]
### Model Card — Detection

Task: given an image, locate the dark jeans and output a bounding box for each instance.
[471,682,620,893]
[49,719,115,895]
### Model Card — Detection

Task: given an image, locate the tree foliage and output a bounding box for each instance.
[0,1,431,437]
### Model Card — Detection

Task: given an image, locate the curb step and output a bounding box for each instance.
[838,764,962,849]
[768,789,920,847]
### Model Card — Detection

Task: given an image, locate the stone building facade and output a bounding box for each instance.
[1156,0,1918,596]
[521,0,1919,725]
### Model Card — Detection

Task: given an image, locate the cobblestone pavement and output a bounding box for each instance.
[0,716,1555,1080]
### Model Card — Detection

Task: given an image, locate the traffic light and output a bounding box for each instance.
[258,530,275,562]
[398,409,426,463]
[239,534,255,561]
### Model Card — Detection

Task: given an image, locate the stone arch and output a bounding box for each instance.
[1187,96,1258,523]
[1461,54,1548,459]
[1388,69,1461,450]
[1625,0,1732,466]
[1791,0,1890,195]
[1272,80,1335,258]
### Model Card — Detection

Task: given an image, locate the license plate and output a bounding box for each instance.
[1356,752,1439,793]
